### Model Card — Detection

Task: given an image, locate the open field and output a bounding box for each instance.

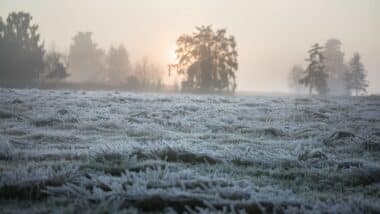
[0,89,380,213]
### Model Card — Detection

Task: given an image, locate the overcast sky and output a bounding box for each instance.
[1,0,379,93]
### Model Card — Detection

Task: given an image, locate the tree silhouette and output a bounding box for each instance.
[301,43,328,95]
[134,56,163,89]
[323,39,349,95]
[169,25,238,92]
[135,56,150,87]
[0,12,45,87]
[43,50,69,81]
[106,45,131,85]
[346,53,368,96]
[68,32,106,83]
[288,65,305,93]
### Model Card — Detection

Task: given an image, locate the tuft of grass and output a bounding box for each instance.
[83,152,165,176]
[152,147,222,165]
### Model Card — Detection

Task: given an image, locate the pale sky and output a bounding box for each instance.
[1,0,379,93]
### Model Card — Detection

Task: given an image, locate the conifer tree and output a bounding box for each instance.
[300,43,329,95]
[323,39,349,95]
[346,53,368,96]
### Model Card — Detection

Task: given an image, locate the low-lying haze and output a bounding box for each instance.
[1,0,379,93]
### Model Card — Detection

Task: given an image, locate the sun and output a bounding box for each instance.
[169,46,177,63]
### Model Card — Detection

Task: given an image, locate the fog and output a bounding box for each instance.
[1,0,379,93]
[2,1,380,212]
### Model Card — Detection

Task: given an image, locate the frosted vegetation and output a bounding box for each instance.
[0,88,379,213]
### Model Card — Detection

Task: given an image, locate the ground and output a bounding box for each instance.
[0,88,379,213]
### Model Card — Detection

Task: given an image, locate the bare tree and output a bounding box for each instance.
[134,56,163,89]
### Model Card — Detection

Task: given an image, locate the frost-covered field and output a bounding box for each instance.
[0,88,379,213]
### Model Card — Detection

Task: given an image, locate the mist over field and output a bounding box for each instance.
[1,0,379,94]
[0,1,379,213]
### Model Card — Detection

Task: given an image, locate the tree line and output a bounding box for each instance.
[0,12,370,95]
[67,32,163,90]
[289,39,368,96]
[0,12,163,90]
[0,12,237,92]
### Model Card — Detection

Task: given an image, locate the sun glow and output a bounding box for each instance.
[169,45,177,63]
